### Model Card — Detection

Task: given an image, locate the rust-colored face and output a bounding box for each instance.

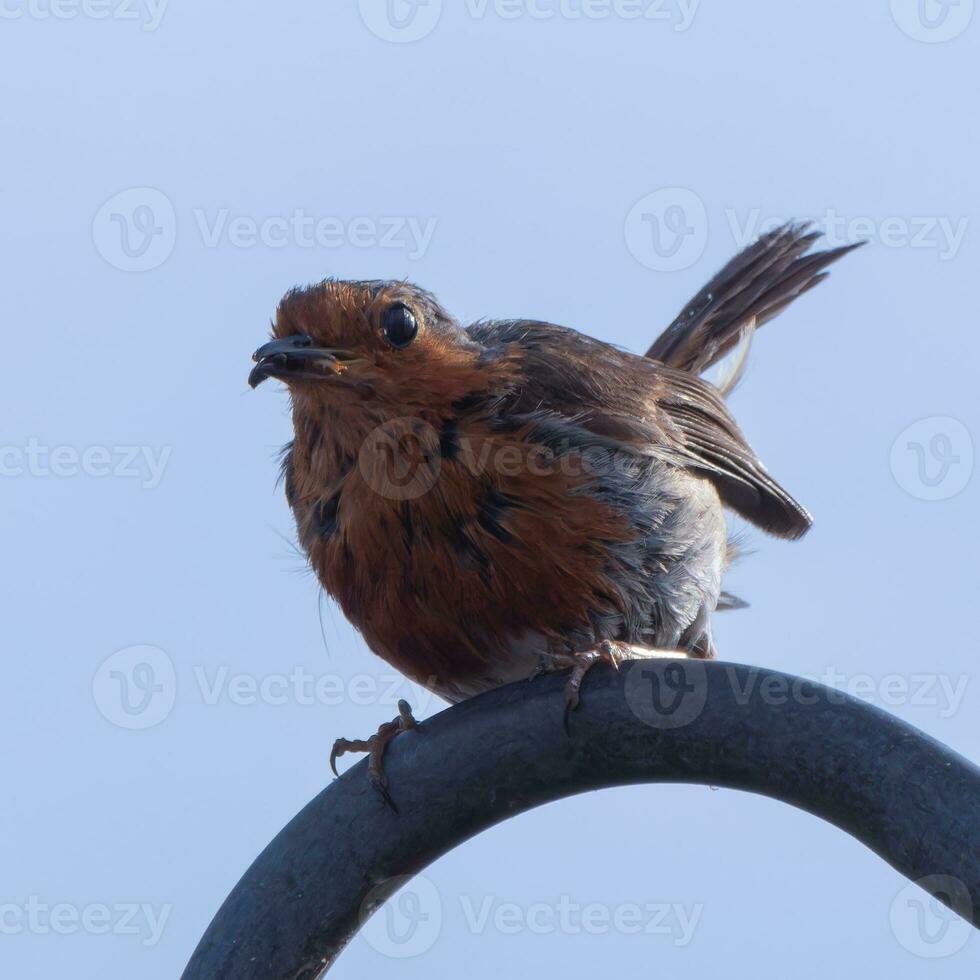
[249,280,488,417]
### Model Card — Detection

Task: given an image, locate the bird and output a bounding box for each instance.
[249,222,861,808]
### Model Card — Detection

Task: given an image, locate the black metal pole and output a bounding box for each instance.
[181,660,980,979]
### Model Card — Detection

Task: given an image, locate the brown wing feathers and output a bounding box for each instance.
[654,368,813,539]
[472,225,856,541]
[638,223,861,539]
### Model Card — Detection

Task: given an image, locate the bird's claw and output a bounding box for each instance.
[329,739,353,778]
[560,640,631,733]
[329,701,420,812]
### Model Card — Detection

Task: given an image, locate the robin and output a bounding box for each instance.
[249,223,860,808]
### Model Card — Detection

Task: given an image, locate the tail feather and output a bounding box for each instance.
[646,222,863,375]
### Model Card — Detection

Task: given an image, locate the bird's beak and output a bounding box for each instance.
[248,335,352,388]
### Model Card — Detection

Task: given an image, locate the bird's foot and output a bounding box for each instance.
[544,641,686,732]
[329,699,419,813]
[553,640,631,730]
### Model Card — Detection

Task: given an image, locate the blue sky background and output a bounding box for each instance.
[2,1,979,976]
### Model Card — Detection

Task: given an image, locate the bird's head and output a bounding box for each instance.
[249,280,496,424]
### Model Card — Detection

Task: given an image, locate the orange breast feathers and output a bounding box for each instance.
[301,416,638,694]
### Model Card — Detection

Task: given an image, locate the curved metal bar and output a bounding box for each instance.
[181,661,980,979]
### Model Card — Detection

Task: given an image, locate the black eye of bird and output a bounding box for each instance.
[381,304,418,349]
